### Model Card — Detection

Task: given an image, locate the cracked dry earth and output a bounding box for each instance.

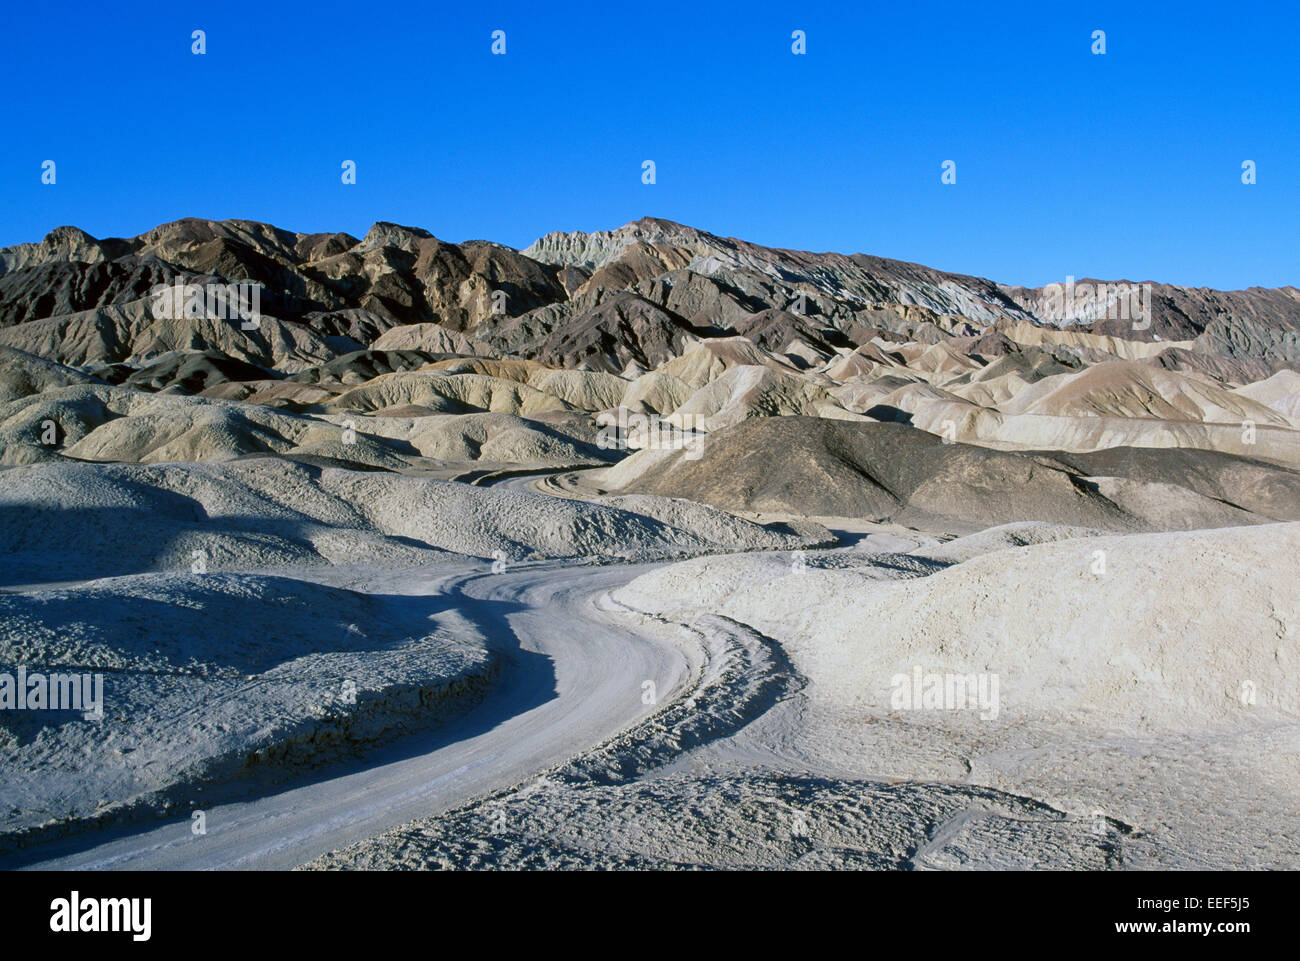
[309,772,1134,871]
[307,608,1139,870]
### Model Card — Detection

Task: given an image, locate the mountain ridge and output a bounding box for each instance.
[2,217,1298,374]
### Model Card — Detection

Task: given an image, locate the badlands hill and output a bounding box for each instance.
[3,217,1299,371]
[1,216,1297,526]
[2,217,1299,869]
[586,416,1300,532]
[0,216,1294,485]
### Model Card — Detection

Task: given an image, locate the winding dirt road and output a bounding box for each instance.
[20,560,690,870]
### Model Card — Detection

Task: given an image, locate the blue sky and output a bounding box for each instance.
[2,1,1296,289]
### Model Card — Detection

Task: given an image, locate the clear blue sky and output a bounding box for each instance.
[2,0,1296,289]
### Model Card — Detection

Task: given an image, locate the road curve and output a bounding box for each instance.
[20,560,689,871]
